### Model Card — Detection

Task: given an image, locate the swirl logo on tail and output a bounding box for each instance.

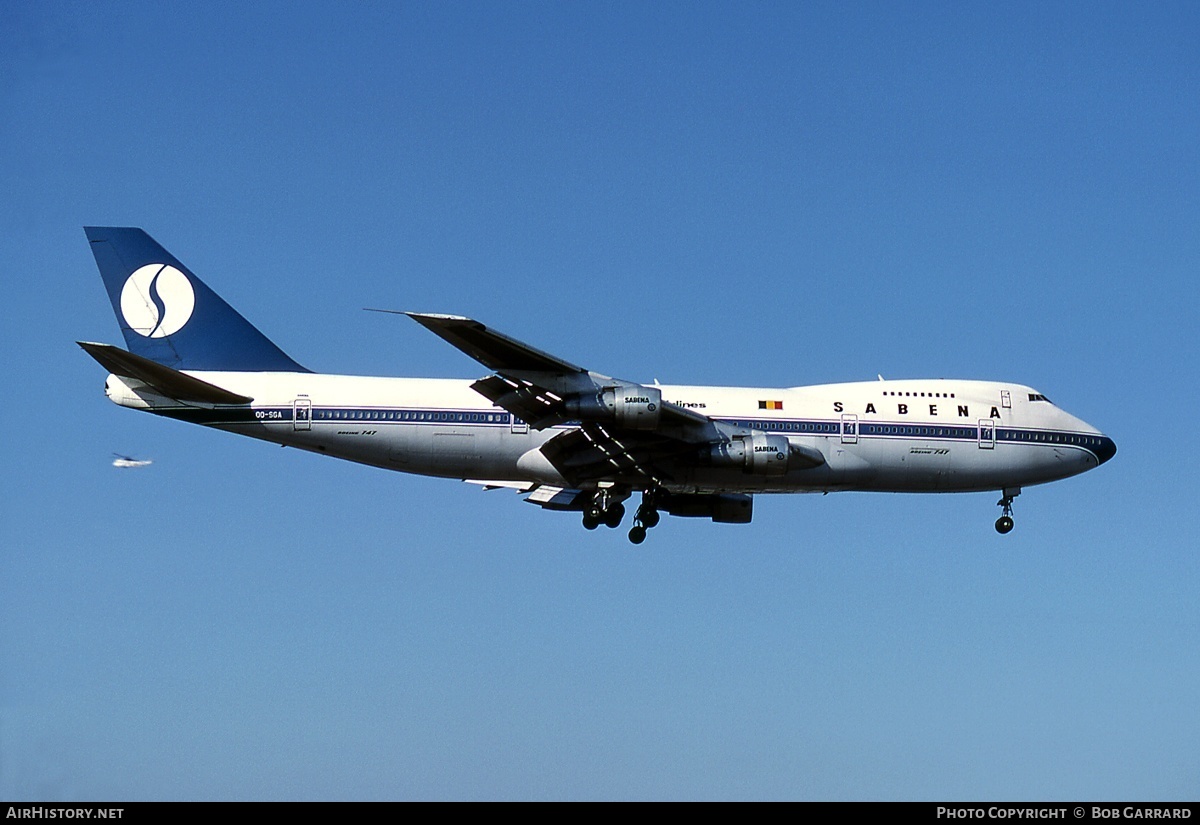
[120,264,195,338]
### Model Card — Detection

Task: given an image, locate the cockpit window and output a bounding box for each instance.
[1028,393,1052,403]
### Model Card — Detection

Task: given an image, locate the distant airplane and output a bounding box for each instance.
[112,453,152,469]
[79,227,1115,543]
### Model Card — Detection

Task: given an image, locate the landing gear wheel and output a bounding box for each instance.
[994,487,1020,536]
[582,513,601,530]
[628,525,647,545]
[604,503,626,529]
[637,507,660,529]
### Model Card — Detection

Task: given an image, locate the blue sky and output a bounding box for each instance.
[2,1,1197,801]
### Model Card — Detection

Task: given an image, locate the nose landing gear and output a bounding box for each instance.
[995,487,1020,534]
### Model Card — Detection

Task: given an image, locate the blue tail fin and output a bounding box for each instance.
[85,227,308,372]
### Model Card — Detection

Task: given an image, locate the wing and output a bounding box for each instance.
[404,313,584,375]
[406,312,710,424]
[402,313,822,489]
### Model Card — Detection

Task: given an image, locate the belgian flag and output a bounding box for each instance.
[758,400,784,410]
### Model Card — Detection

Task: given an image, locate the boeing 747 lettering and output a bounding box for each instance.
[79,227,1116,543]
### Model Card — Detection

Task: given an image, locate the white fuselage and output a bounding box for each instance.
[104,371,1110,496]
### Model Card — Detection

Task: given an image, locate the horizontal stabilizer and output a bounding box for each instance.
[77,342,253,405]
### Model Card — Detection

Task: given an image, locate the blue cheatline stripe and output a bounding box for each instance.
[148,405,1114,462]
[718,416,1111,453]
[155,405,519,427]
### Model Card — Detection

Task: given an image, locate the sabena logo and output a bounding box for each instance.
[120,264,195,338]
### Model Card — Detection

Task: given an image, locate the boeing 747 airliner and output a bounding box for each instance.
[79,227,1116,543]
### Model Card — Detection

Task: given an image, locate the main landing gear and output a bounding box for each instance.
[995,487,1020,534]
[627,495,662,545]
[580,489,662,544]
[582,490,626,531]
[627,504,661,545]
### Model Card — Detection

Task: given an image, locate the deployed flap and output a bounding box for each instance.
[78,341,253,405]
[470,373,567,430]
[464,479,589,512]
[538,423,692,486]
[524,485,589,511]
[463,479,537,492]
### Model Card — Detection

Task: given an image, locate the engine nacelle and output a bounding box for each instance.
[709,433,791,475]
[662,492,753,524]
[565,385,662,430]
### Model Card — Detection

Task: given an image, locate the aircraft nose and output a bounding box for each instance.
[1093,435,1117,465]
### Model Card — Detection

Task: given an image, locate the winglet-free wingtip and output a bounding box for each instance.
[364,308,477,324]
[406,312,474,322]
[404,311,480,329]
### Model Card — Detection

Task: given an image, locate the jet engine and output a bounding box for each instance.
[565,385,662,430]
[708,432,792,475]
